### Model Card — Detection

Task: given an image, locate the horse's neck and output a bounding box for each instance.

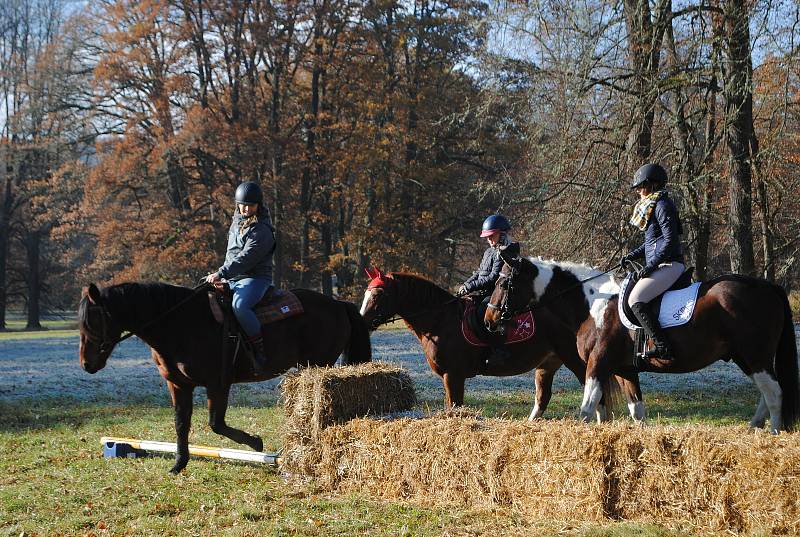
[394,276,452,333]
[106,283,204,341]
[532,260,612,329]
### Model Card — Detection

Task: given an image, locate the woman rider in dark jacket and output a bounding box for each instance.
[621,163,684,364]
[206,182,276,374]
[457,214,513,367]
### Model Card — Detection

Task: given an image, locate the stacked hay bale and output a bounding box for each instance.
[281,364,800,534]
[282,362,416,475]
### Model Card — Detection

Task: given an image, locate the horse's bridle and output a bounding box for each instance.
[82,300,120,355]
[487,270,529,323]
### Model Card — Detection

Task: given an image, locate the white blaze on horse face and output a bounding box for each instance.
[360,289,376,317]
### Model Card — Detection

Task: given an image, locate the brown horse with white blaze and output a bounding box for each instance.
[359,266,587,409]
[78,281,371,473]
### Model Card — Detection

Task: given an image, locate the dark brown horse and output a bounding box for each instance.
[359,267,587,409]
[78,282,371,473]
[485,257,639,422]
[489,267,800,432]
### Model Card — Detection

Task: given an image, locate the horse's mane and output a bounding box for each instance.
[80,282,201,327]
[528,257,619,294]
[388,272,454,305]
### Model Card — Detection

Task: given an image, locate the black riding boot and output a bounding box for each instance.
[247,335,269,375]
[630,302,674,364]
[486,331,511,369]
[488,345,511,368]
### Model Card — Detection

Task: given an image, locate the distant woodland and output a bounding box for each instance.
[1,0,798,327]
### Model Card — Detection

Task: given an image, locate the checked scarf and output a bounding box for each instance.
[629,191,664,230]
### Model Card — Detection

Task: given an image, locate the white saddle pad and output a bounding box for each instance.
[618,275,702,330]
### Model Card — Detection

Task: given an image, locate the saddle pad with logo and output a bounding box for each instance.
[618,275,701,331]
[209,288,304,326]
[255,288,303,324]
[462,302,535,347]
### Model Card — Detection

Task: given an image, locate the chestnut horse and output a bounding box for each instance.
[359,267,587,409]
[78,282,371,473]
[486,257,640,422]
[488,267,800,432]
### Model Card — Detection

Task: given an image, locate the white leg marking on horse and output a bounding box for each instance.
[627,401,646,423]
[580,377,603,422]
[596,404,608,423]
[359,289,374,316]
[589,298,610,330]
[750,394,768,429]
[528,404,543,421]
[752,371,782,433]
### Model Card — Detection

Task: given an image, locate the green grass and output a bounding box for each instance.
[0,318,78,340]
[0,385,762,536]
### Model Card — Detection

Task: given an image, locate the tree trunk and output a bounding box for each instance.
[622,0,670,161]
[722,0,756,276]
[25,228,42,329]
[0,174,13,330]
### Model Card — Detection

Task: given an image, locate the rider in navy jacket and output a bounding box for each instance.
[622,164,685,366]
[457,214,514,368]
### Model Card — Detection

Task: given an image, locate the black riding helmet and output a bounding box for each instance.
[234,181,263,205]
[631,163,667,189]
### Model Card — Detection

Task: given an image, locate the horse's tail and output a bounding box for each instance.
[342,301,372,365]
[774,284,799,431]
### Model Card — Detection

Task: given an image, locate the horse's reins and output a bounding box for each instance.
[86,282,211,352]
[372,296,460,327]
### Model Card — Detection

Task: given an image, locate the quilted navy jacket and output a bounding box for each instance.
[463,246,504,295]
[629,192,684,269]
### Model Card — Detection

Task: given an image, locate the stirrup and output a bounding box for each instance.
[640,344,673,362]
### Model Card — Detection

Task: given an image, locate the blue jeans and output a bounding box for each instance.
[230,278,271,337]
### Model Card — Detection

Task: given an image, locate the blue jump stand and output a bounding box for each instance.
[103,439,147,459]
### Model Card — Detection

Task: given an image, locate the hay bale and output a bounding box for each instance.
[281,362,415,473]
[280,365,800,533]
[286,413,800,533]
[612,425,800,534]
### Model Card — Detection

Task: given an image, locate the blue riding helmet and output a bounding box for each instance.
[480,214,511,237]
[235,181,263,205]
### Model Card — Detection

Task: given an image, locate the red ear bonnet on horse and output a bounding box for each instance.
[365,267,391,289]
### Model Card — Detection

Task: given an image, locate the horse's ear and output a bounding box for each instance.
[85,283,101,304]
[364,267,382,280]
[499,242,521,265]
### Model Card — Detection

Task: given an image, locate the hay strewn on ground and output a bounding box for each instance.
[280,365,800,535]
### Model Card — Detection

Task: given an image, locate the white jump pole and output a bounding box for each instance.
[101,436,281,465]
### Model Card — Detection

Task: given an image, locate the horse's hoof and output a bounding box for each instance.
[252,437,264,452]
[169,456,189,474]
[169,464,185,474]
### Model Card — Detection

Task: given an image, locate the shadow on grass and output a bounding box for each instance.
[419,386,760,426]
[0,397,174,433]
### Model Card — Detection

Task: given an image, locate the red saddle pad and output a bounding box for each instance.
[254,289,303,324]
[461,303,535,347]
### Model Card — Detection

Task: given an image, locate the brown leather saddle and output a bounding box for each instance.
[208,285,304,383]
